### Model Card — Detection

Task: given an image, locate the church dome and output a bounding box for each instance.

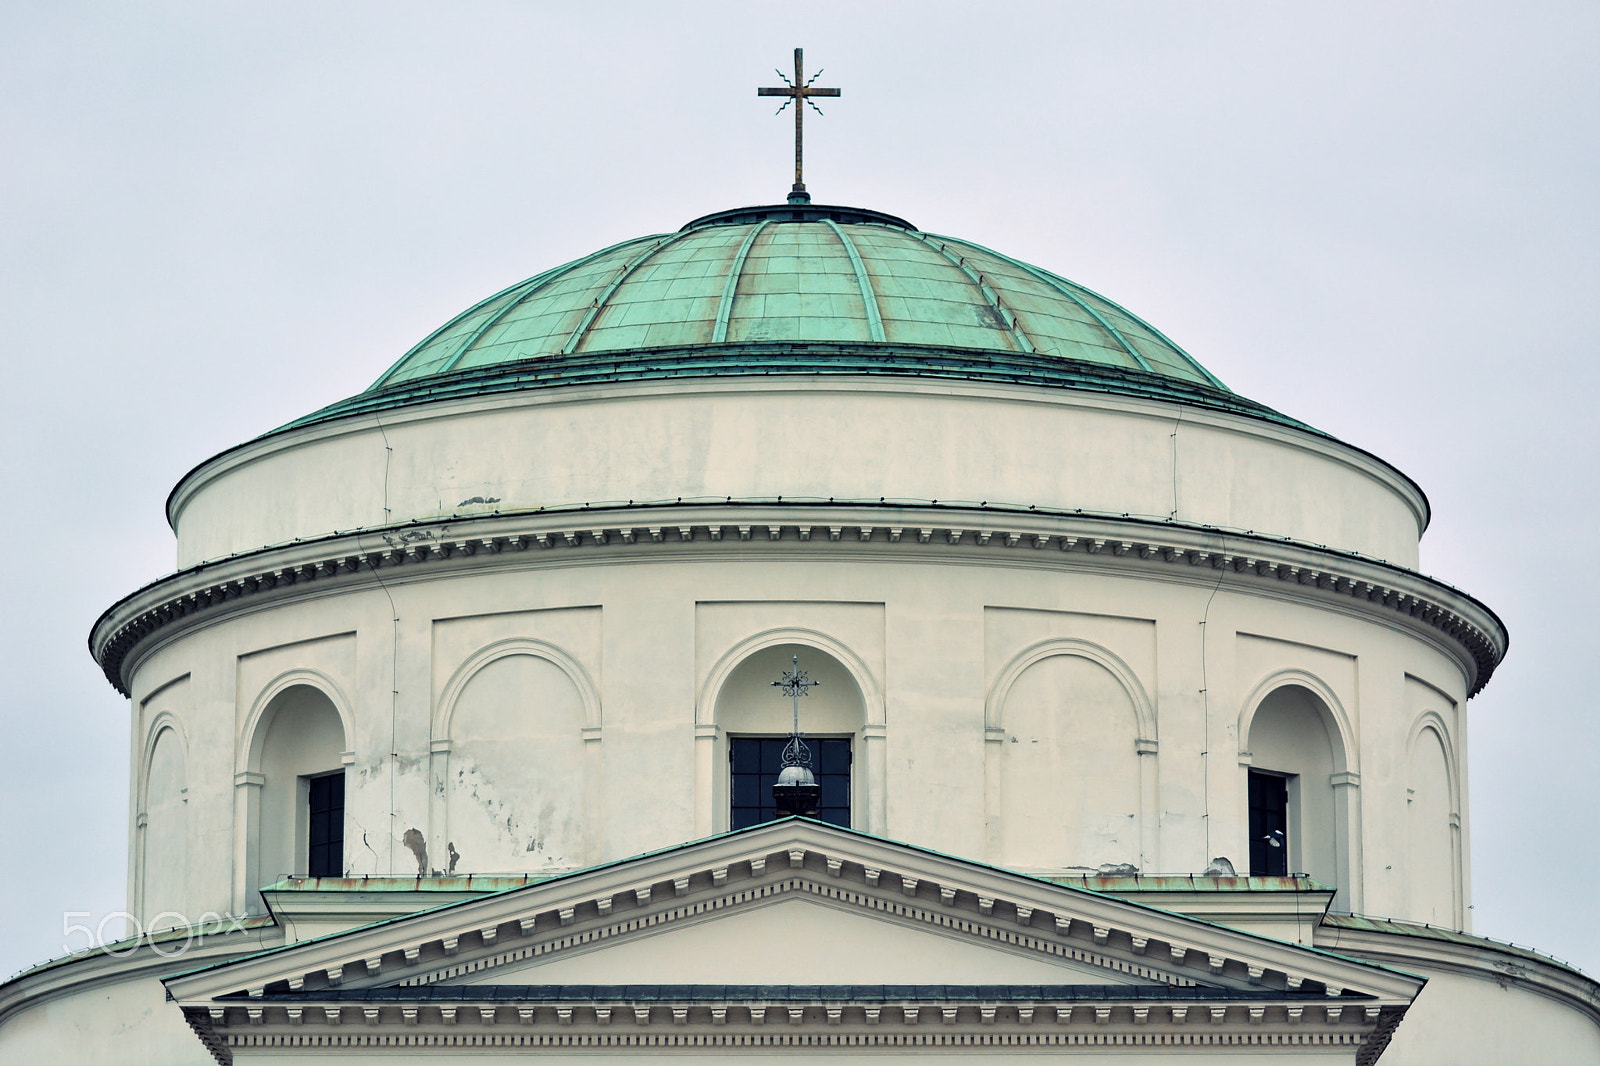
[160,199,1441,574]
[291,203,1302,432]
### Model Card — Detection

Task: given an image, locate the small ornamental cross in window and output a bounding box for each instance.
[772,654,821,767]
[758,48,841,204]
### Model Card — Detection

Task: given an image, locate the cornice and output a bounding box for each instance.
[0,919,281,1030]
[194,1003,1393,1057]
[164,824,1423,1006]
[1316,920,1600,1027]
[166,825,1417,1065]
[93,502,1504,699]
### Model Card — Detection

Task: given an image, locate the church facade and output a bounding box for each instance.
[3,196,1597,1063]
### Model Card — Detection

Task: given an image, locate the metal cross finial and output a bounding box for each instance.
[771,654,820,767]
[757,47,841,204]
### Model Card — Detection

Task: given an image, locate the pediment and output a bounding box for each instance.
[459,891,1154,987]
[167,820,1423,1063]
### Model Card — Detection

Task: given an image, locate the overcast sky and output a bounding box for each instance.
[2,2,1596,981]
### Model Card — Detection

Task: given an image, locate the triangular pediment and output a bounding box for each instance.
[459,891,1154,986]
[166,820,1423,1063]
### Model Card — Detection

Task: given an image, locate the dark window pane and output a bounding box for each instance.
[307,772,345,878]
[1247,769,1289,877]
[730,736,851,829]
[816,806,849,828]
[819,776,849,807]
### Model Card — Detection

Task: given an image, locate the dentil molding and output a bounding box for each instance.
[92,503,1504,698]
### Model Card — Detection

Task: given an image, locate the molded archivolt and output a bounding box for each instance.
[238,669,357,776]
[430,639,602,875]
[1406,710,1460,807]
[985,638,1157,745]
[1236,669,1357,776]
[434,638,602,741]
[697,627,884,730]
[139,710,189,811]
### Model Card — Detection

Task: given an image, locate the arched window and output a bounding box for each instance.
[249,684,347,896]
[714,643,865,831]
[1244,685,1341,887]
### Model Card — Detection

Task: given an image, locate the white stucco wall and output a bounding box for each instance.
[43,371,1551,1064]
[0,975,214,1066]
[119,528,1472,936]
[167,380,1427,569]
[1373,967,1600,1066]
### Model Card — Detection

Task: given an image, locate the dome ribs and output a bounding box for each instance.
[355,209,1243,402]
[961,242,1158,376]
[910,231,1035,354]
[367,234,658,390]
[435,239,656,376]
[560,231,698,356]
[820,220,886,343]
[1035,264,1227,392]
[711,221,772,343]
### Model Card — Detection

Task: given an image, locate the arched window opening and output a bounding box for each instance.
[715,643,865,830]
[1245,685,1339,888]
[255,685,346,890]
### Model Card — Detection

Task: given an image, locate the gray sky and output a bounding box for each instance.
[3,2,1596,980]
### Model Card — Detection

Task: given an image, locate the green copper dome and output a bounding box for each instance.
[285,204,1316,434]
[369,204,1226,392]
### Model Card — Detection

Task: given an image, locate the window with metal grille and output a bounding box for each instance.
[1248,769,1290,877]
[307,772,344,878]
[730,737,850,829]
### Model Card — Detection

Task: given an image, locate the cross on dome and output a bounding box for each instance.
[757,47,840,204]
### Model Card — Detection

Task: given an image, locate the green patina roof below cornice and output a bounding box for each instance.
[287,342,1308,435]
[283,204,1306,434]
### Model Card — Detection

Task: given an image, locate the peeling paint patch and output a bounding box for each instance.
[401,827,427,876]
